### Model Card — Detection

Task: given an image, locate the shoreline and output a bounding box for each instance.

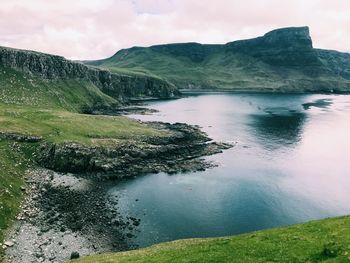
[5,169,132,263]
[179,89,350,95]
[3,119,233,262]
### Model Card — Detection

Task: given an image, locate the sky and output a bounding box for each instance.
[0,0,349,60]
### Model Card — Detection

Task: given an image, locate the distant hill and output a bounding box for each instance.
[86,27,350,93]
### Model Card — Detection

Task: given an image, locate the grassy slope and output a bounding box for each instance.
[74,216,350,263]
[0,104,166,145]
[90,48,346,91]
[0,66,119,111]
[0,141,37,257]
[90,49,269,88]
[0,65,167,146]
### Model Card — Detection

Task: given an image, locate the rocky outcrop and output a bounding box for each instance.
[0,132,42,142]
[35,122,232,177]
[0,46,180,101]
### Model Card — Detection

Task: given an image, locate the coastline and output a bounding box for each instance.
[179,88,350,95]
[3,119,232,262]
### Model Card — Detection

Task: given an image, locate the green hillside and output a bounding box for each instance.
[87,27,350,93]
[89,48,282,90]
[73,216,350,263]
[94,49,348,92]
[0,66,119,111]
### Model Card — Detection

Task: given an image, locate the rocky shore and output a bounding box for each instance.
[4,121,232,263]
[5,169,137,263]
[35,122,232,177]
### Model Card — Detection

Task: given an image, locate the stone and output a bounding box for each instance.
[4,241,14,247]
[70,251,80,259]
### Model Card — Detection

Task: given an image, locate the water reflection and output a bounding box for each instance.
[302,98,333,110]
[249,111,306,150]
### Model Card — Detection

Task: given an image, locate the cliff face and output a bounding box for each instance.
[225,27,325,74]
[317,49,350,80]
[0,46,179,101]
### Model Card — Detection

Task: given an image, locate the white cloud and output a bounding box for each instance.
[0,0,349,60]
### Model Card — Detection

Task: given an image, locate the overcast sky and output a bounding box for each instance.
[0,0,349,60]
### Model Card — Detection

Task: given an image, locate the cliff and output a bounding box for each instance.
[225,27,324,71]
[317,49,350,80]
[0,46,179,102]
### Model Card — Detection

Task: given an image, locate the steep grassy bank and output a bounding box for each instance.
[73,216,350,263]
[0,140,37,258]
[0,66,118,111]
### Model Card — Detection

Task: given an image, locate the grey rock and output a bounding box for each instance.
[4,241,15,247]
[35,122,232,176]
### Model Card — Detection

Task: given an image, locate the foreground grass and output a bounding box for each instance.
[0,104,167,145]
[0,141,36,258]
[73,216,350,263]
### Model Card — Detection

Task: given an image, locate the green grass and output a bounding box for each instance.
[0,141,36,258]
[72,216,350,263]
[0,65,165,146]
[0,104,167,145]
[0,66,119,111]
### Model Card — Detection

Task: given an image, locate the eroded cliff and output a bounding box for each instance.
[0,46,179,103]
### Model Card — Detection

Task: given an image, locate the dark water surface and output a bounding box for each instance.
[109,93,350,247]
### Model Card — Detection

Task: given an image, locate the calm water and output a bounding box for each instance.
[109,93,350,247]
